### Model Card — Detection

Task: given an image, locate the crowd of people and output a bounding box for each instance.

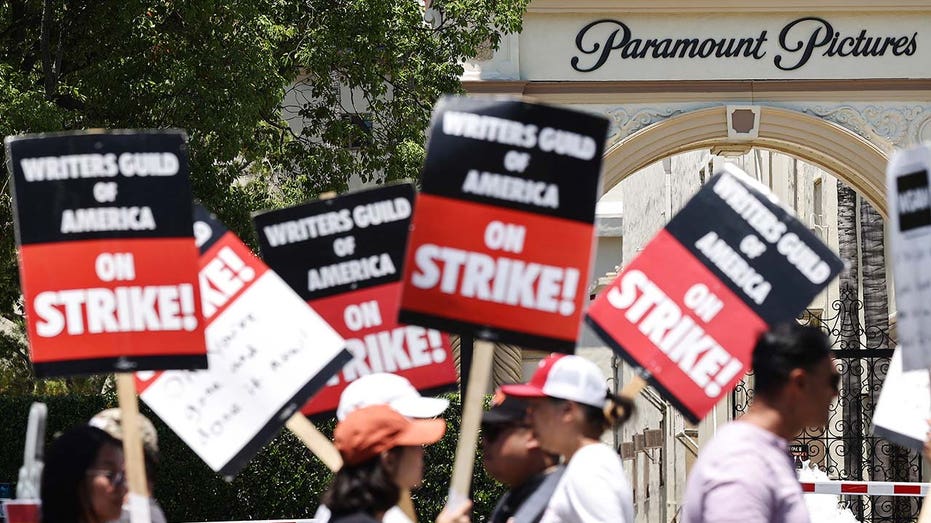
[34,322,865,523]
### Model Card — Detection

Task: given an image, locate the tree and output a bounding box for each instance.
[0,0,529,392]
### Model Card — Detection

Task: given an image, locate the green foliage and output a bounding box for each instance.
[0,393,506,521]
[0,0,529,393]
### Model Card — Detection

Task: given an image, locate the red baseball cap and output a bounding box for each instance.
[500,354,608,409]
[334,404,446,465]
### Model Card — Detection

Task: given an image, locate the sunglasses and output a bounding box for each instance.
[86,469,126,488]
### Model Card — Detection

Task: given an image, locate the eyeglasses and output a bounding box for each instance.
[86,469,126,488]
[481,423,531,443]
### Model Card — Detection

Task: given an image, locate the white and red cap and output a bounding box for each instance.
[337,372,449,421]
[500,354,608,409]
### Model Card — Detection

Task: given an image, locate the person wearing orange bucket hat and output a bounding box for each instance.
[501,354,634,523]
[322,404,469,523]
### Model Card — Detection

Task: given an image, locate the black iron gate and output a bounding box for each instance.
[731,289,922,522]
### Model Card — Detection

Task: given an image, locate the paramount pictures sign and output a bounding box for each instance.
[520,15,926,81]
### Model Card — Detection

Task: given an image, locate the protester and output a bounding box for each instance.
[40,425,127,523]
[315,373,451,523]
[482,390,564,523]
[681,322,839,523]
[88,408,167,523]
[501,354,634,523]
[323,404,469,523]
[336,372,450,422]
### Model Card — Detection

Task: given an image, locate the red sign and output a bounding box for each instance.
[399,97,609,352]
[302,282,456,415]
[7,131,206,376]
[253,184,457,416]
[586,166,843,423]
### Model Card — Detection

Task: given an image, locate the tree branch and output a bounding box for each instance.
[40,0,55,99]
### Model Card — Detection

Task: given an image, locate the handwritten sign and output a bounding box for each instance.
[5,130,206,376]
[872,347,931,451]
[887,144,931,371]
[586,164,844,423]
[136,206,349,476]
[253,184,457,416]
[399,97,609,352]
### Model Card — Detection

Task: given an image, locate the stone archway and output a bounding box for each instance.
[600,105,890,217]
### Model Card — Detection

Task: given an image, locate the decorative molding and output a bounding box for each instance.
[800,104,930,151]
[600,106,890,217]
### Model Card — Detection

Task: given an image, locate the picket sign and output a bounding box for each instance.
[397,96,610,511]
[5,130,207,377]
[586,164,844,424]
[116,374,151,523]
[273,191,416,522]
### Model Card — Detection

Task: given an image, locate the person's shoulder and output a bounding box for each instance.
[330,512,382,523]
[575,442,621,461]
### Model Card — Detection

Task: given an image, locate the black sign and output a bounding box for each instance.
[5,130,205,377]
[400,97,609,352]
[420,97,607,224]
[7,131,193,245]
[586,165,845,423]
[896,170,931,233]
[253,183,415,301]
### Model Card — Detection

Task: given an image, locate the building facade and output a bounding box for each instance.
[464,2,931,521]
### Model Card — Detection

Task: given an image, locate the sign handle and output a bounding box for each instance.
[285,413,343,471]
[115,373,151,523]
[621,374,648,398]
[447,339,495,509]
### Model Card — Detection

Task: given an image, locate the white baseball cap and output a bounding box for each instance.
[500,354,607,408]
[337,373,450,421]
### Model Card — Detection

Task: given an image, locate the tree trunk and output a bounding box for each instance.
[860,200,916,518]
[836,183,864,490]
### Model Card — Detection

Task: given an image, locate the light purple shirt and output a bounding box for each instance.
[681,421,810,523]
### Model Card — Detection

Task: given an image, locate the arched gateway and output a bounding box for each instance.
[463,1,931,522]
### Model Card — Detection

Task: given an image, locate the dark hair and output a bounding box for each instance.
[41,425,122,523]
[550,391,634,438]
[322,447,401,517]
[752,322,831,397]
[578,392,634,436]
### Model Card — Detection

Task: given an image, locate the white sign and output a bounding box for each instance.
[872,348,930,451]
[887,144,931,371]
[136,208,349,477]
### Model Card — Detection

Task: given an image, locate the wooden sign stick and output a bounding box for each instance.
[447,339,495,509]
[115,373,151,523]
[285,414,343,471]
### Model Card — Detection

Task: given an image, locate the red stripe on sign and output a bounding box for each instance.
[894,485,922,495]
[20,237,205,365]
[841,484,869,494]
[801,483,815,493]
[401,194,594,344]
[301,281,457,416]
[586,229,768,423]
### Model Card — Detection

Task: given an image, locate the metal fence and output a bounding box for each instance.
[732,288,922,522]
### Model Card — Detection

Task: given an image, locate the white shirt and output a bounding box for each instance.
[539,443,633,523]
[313,504,413,523]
